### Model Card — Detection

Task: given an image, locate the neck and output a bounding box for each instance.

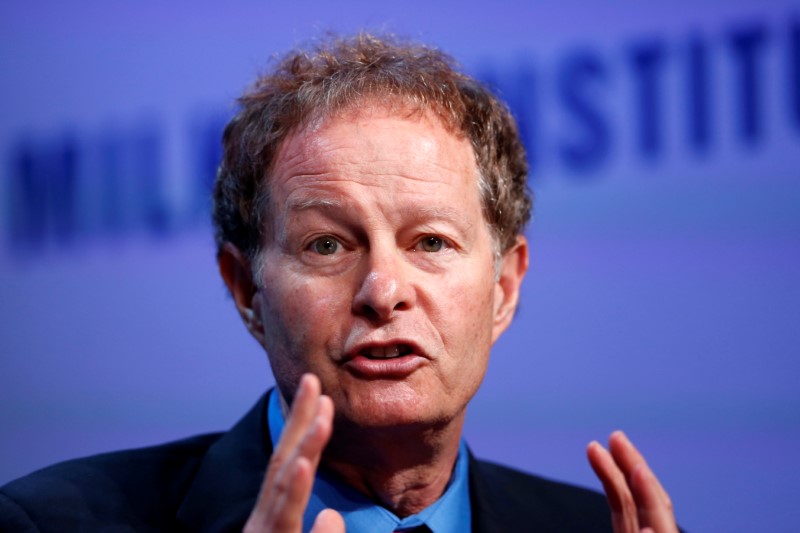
[321,414,465,517]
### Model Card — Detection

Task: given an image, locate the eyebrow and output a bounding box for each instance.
[285,197,343,212]
[274,197,342,244]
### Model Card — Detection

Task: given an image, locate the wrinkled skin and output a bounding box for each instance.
[219,107,678,533]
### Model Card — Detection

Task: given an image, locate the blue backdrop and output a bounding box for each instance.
[2,2,799,531]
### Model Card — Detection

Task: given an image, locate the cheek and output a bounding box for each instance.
[432,268,496,368]
[260,274,348,359]
[258,276,338,395]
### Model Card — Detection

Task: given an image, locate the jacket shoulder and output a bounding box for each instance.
[0,432,221,532]
[470,458,613,532]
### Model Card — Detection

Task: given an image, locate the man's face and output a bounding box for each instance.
[248,106,524,430]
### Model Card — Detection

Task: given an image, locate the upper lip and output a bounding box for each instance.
[342,338,430,362]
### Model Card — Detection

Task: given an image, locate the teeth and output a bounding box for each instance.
[364,345,402,359]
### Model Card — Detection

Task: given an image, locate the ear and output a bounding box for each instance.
[218,242,266,345]
[491,235,529,343]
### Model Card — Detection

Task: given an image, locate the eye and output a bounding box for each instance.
[311,236,339,255]
[419,236,444,252]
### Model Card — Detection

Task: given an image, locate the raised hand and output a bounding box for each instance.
[244,374,345,533]
[587,431,678,533]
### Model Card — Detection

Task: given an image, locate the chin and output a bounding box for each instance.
[334,387,456,432]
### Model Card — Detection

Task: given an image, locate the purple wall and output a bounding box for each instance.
[2,2,799,531]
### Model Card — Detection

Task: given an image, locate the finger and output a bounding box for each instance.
[247,375,334,532]
[608,431,649,486]
[275,374,323,462]
[608,431,672,507]
[272,456,316,531]
[629,460,678,532]
[298,394,334,472]
[587,441,639,533]
[265,396,335,532]
[264,374,322,501]
[310,508,346,533]
[273,393,334,490]
[245,454,316,533]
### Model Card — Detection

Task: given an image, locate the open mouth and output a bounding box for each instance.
[345,342,425,378]
[359,344,413,360]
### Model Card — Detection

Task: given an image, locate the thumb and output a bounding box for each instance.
[310,508,345,532]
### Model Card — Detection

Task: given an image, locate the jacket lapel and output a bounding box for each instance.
[176,393,273,532]
[469,451,522,533]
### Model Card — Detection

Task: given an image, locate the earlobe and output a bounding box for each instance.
[491,235,529,343]
[218,243,265,344]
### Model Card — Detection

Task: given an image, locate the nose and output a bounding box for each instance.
[352,245,415,322]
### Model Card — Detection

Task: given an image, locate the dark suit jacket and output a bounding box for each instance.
[0,393,612,532]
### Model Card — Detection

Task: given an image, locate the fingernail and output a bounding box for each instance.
[297,374,310,394]
[611,429,628,442]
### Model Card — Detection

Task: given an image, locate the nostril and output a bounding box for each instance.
[393,300,410,311]
[360,304,379,319]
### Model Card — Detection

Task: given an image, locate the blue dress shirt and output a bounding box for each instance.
[267,389,471,533]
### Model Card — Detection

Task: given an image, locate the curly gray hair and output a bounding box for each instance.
[213,33,532,262]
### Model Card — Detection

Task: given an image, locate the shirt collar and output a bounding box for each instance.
[267,388,471,533]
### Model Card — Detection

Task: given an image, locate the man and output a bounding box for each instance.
[1,34,678,532]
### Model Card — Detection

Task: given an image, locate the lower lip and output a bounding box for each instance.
[344,354,426,379]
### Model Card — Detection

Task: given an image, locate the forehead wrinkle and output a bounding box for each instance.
[396,204,473,228]
[279,177,479,227]
[283,131,476,185]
